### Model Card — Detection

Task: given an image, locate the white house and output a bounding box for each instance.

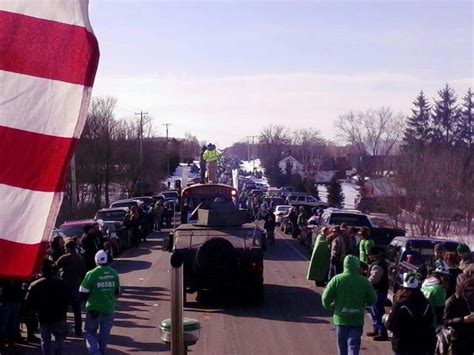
[278,155,304,177]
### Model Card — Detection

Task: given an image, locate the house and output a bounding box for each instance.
[278,155,304,177]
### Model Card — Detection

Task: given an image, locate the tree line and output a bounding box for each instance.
[397,85,473,235]
[58,96,201,223]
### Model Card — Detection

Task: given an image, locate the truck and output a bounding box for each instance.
[165,194,265,305]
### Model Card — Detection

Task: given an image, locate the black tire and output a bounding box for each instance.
[196,237,236,275]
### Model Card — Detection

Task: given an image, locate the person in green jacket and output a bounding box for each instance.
[421,264,450,325]
[307,227,330,287]
[322,255,377,355]
[358,227,374,265]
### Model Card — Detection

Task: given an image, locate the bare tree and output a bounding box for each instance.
[78,96,117,207]
[335,107,405,156]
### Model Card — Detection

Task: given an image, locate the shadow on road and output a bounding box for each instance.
[114,260,153,274]
[118,286,169,302]
[185,283,330,325]
[108,334,169,353]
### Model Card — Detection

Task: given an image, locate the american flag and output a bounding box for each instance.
[0,0,99,279]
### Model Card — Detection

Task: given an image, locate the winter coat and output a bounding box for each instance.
[422,276,446,325]
[444,296,474,354]
[385,289,435,353]
[359,238,374,264]
[447,267,463,299]
[331,235,345,264]
[322,255,376,326]
[368,258,389,292]
[25,277,70,325]
[307,234,330,282]
[55,251,86,292]
[263,216,276,231]
[203,147,218,162]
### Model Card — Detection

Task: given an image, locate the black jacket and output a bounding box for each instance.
[444,294,474,354]
[25,277,70,324]
[385,289,435,353]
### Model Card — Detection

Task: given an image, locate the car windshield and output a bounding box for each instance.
[329,213,371,227]
[134,197,154,205]
[369,216,395,228]
[112,201,137,208]
[270,198,285,206]
[162,192,178,198]
[276,206,290,213]
[59,224,86,238]
[96,210,126,222]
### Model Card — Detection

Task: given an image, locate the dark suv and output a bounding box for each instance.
[385,236,460,296]
[166,207,265,304]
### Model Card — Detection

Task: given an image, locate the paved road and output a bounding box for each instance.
[17,226,392,354]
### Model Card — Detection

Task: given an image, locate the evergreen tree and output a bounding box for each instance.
[457,88,473,149]
[431,84,459,146]
[403,91,432,148]
[327,175,344,208]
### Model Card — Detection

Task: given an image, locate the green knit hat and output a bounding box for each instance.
[457,244,471,254]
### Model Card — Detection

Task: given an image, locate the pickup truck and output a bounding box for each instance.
[317,208,406,248]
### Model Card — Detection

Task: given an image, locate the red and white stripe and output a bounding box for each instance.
[0,1,99,279]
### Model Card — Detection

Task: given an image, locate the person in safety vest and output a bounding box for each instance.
[203,143,219,183]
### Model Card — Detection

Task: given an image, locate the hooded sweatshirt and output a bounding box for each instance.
[322,255,376,326]
[421,276,446,324]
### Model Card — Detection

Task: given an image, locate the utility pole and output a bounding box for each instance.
[246,135,258,171]
[134,111,148,167]
[163,123,172,176]
[70,154,77,208]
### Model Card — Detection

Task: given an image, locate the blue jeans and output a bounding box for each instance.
[369,290,388,336]
[336,325,363,355]
[84,311,114,355]
[40,321,67,355]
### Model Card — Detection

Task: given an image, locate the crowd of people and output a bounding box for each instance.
[310,224,474,355]
[0,223,122,354]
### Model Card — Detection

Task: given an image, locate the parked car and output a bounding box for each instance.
[287,194,328,208]
[130,196,155,209]
[95,207,129,223]
[110,198,140,209]
[273,205,292,225]
[156,190,180,211]
[385,236,460,296]
[278,186,295,197]
[58,219,98,238]
[94,207,129,249]
[264,197,285,208]
[266,187,279,197]
[318,208,405,248]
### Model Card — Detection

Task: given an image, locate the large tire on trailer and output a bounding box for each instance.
[196,237,236,275]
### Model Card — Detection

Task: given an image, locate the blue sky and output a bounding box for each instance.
[90,0,473,147]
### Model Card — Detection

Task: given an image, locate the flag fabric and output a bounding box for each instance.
[0,1,99,279]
